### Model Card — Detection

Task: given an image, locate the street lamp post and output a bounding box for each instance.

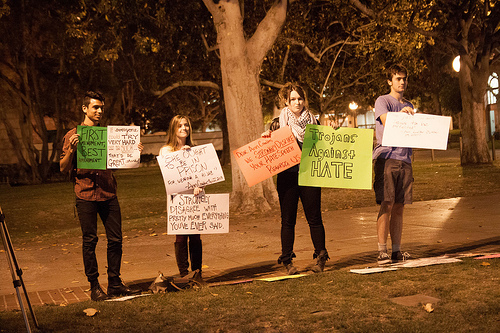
[349,101,358,128]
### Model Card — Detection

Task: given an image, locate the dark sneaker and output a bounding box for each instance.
[391,251,411,263]
[107,283,141,297]
[377,251,391,266]
[284,262,298,275]
[90,284,109,301]
[311,251,329,273]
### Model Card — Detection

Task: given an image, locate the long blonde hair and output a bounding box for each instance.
[165,115,195,151]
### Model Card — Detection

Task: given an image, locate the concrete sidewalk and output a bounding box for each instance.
[2,192,500,311]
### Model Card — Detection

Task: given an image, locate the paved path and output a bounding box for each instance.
[2,148,500,311]
[2,191,500,312]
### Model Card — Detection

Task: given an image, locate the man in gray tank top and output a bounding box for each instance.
[372,64,415,265]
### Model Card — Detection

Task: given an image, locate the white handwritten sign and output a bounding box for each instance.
[167,193,229,234]
[157,143,225,194]
[107,126,141,169]
[382,113,452,150]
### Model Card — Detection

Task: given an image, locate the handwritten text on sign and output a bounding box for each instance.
[167,193,229,234]
[298,125,373,190]
[77,125,107,170]
[157,144,225,194]
[382,113,451,150]
[232,126,301,187]
[107,126,141,169]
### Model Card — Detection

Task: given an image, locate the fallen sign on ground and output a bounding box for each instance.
[349,267,398,274]
[473,253,500,260]
[258,274,309,281]
[350,255,462,274]
[105,294,151,302]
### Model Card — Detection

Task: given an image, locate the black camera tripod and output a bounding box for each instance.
[0,206,39,332]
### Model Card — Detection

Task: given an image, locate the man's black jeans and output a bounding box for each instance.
[76,197,122,284]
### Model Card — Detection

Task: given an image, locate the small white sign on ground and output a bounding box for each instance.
[350,256,462,274]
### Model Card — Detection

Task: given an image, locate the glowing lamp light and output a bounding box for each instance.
[452,56,460,72]
[349,102,358,110]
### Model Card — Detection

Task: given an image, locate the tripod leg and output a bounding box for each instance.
[0,209,39,329]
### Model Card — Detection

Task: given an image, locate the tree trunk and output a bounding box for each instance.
[219,100,231,167]
[458,57,491,165]
[0,106,31,176]
[431,92,441,115]
[203,0,287,212]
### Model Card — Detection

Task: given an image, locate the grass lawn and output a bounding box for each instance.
[1,151,500,331]
[0,257,499,332]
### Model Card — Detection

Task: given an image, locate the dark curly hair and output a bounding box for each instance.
[277,82,308,109]
[386,64,408,81]
[83,90,105,107]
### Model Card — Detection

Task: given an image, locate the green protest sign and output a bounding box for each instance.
[298,124,373,190]
[76,125,107,170]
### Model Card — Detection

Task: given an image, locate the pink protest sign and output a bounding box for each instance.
[233,126,301,187]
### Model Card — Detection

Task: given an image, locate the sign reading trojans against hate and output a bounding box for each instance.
[382,113,451,150]
[167,193,229,235]
[107,126,141,169]
[77,125,107,170]
[157,144,225,194]
[232,126,301,187]
[298,125,373,190]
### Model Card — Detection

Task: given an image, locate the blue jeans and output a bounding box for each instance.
[276,171,327,264]
[76,197,122,284]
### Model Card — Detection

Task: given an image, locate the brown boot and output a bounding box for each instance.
[311,250,329,273]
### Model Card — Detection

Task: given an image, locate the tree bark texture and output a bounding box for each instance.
[458,56,492,165]
[203,0,287,212]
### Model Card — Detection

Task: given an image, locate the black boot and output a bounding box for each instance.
[90,281,109,301]
[107,276,141,297]
[174,242,189,277]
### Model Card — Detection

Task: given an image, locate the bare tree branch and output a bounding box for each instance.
[321,37,350,96]
[348,0,376,19]
[200,32,219,54]
[153,81,220,99]
[283,38,358,63]
[279,45,290,81]
[247,0,287,67]
[260,78,284,89]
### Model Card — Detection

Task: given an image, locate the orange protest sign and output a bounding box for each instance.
[232,126,301,187]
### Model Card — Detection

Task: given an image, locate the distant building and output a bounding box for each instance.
[320,110,376,129]
[141,131,223,158]
[486,72,499,136]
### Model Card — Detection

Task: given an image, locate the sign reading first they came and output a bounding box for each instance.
[298,124,373,190]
